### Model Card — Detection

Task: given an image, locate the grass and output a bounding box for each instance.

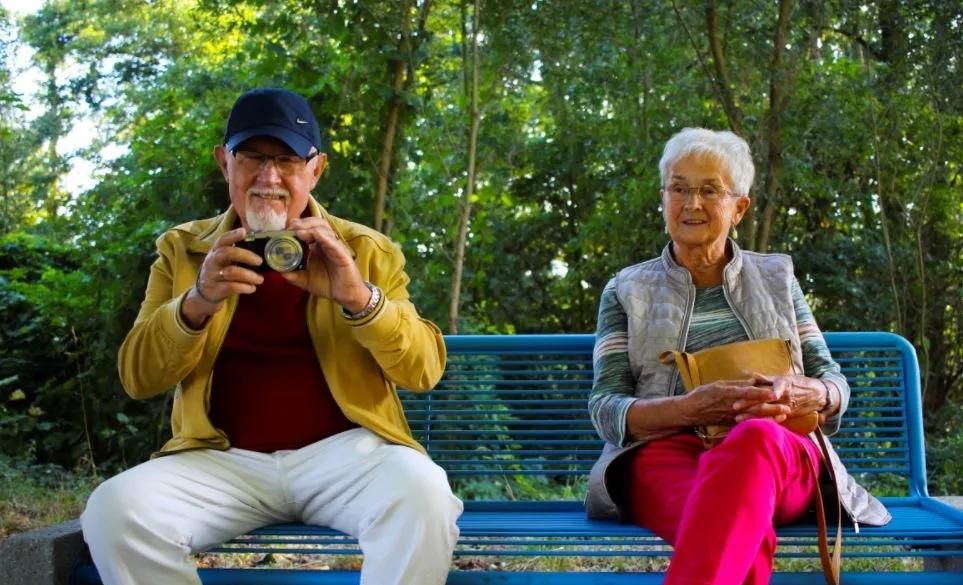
[194,547,922,573]
[0,455,100,540]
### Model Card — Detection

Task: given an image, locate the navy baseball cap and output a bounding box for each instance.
[223,88,323,158]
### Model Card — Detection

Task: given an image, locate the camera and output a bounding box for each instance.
[235,230,307,273]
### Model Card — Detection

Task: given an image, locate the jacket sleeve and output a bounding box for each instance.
[345,240,446,392]
[117,233,210,399]
[791,278,850,435]
[588,279,639,446]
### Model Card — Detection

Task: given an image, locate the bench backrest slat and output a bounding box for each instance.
[399,332,926,499]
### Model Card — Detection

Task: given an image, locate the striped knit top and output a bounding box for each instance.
[593,278,840,403]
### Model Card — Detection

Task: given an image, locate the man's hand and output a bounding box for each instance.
[283,217,372,313]
[180,228,263,328]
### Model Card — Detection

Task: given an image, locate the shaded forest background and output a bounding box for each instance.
[0,0,961,492]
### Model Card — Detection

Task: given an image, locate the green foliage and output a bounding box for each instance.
[0,0,957,500]
[0,11,41,235]
[927,401,963,496]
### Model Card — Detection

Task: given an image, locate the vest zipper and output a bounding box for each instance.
[672,274,696,395]
[720,282,753,340]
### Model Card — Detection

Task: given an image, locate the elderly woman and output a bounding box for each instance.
[585,128,890,584]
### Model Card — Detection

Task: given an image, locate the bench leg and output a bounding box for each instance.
[922,554,963,571]
[922,497,963,571]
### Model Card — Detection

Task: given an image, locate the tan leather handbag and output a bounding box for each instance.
[659,338,842,585]
[659,338,818,445]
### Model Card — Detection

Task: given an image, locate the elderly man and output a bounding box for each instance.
[81,88,462,585]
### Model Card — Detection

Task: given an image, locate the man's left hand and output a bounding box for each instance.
[282,217,372,313]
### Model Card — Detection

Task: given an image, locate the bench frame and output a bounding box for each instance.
[62,332,963,584]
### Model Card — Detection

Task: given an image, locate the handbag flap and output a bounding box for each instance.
[661,338,794,391]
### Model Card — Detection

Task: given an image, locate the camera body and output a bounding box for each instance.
[235,230,307,273]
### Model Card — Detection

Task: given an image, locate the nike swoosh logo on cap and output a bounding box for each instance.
[296,118,308,124]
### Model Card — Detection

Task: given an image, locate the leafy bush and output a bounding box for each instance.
[0,229,167,473]
[927,401,963,496]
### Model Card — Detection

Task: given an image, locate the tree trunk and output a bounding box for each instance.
[703,0,758,248]
[42,58,63,222]
[373,0,433,233]
[704,0,745,138]
[373,0,412,233]
[869,0,907,337]
[448,0,481,334]
[754,0,793,252]
[373,56,406,233]
[629,0,650,147]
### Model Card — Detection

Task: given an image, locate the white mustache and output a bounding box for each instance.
[248,187,290,200]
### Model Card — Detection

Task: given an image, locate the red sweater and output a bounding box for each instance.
[209,272,357,452]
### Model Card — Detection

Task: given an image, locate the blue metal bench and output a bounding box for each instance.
[71,332,963,584]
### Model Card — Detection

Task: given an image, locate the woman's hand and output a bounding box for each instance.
[734,373,829,422]
[683,377,783,426]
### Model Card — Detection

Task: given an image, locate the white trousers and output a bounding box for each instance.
[81,428,463,585]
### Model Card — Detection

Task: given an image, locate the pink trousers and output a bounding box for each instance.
[628,419,824,585]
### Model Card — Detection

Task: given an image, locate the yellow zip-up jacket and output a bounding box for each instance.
[118,198,446,456]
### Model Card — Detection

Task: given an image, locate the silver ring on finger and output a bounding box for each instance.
[218,268,224,279]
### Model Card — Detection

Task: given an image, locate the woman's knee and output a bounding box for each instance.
[708,418,805,475]
[724,418,786,448]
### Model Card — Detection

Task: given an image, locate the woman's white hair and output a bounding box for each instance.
[658,128,755,196]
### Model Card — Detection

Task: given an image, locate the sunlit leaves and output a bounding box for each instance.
[0,0,960,472]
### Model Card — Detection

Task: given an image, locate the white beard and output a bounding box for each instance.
[246,206,287,232]
[245,189,289,232]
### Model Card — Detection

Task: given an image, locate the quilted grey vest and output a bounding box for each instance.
[584,240,891,530]
[616,241,802,402]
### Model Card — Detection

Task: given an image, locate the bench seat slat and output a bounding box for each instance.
[69,567,963,585]
[209,498,963,560]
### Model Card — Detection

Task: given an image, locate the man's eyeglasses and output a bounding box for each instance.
[232,150,319,176]
[661,183,737,201]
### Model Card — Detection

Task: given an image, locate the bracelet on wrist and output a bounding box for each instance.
[819,382,836,414]
[193,281,221,305]
[342,282,381,320]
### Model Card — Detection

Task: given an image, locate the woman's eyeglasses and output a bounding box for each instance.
[661,183,737,201]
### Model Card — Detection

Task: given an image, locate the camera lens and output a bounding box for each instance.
[263,235,304,272]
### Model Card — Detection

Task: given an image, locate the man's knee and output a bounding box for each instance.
[83,476,131,535]
[81,474,145,555]
[379,450,462,525]
[82,471,174,547]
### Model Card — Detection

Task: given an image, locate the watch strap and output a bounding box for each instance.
[342,282,382,320]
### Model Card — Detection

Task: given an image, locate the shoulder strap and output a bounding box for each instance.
[813,427,843,585]
[659,350,701,391]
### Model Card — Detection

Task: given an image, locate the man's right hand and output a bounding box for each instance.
[180,228,264,329]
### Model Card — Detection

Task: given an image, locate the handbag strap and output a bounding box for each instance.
[660,344,842,584]
[658,350,701,391]
[812,427,843,585]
